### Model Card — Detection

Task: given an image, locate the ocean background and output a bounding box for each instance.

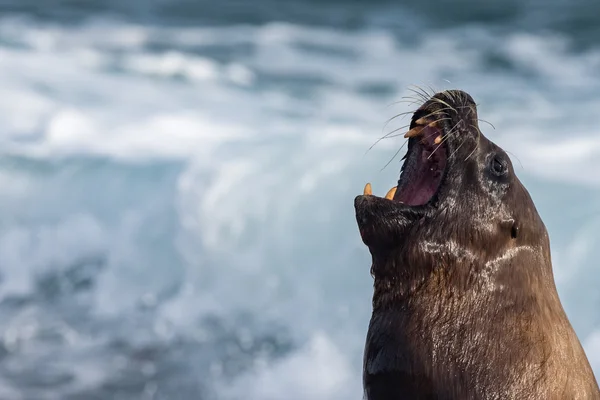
[0,1,599,399]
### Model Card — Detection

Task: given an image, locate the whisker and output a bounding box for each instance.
[390,96,427,109]
[376,85,468,170]
[385,92,432,110]
[382,110,418,130]
[429,97,457,115]
[427,84,439,97]
[464,124,481,161]
[424,117,452,129]
[414,108,455,122]
[407,84,430,96]
[402,99,427,108]
[428,120,461,160]
[506,150,524,170]
[413,84,434,101]
[401,94,427,102]
[367,123,411,153]
[460,92,471,110]
[449,138,468,160]
[465,105,473,118]
[406,87,430,103]
[402,93,427,101]
[443,89,457,104]
[448,124,470,160]
[478,118,496,130]
[380,140,410,171]
[383,132,412,139]
[381,107,454,144]
[384,109,417,124]
[385,99,421,109]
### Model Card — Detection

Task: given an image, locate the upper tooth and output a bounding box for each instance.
[434,135,443,144]
[364,183,372,195]
[404,126,423,138]
[416,117,440,127]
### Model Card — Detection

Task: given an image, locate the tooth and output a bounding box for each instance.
[415,117,428,125]
[404,126,423,138]
[385,186,397,200]
[434,135,443,144]
[364,183,372,195]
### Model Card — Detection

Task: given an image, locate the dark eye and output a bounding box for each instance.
[490,155,508,177]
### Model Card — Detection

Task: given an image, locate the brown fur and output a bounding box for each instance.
[355,90,600,400]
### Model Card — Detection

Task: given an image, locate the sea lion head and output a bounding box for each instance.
[355,89,549,302]
[355,89,600,399]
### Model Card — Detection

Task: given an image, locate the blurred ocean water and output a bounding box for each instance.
[0,1,599,399]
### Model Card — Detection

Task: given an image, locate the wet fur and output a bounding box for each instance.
[356,90,600,400]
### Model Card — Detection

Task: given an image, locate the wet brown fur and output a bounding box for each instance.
[356,90,600,400]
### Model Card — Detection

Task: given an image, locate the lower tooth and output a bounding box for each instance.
[385,187,397,200]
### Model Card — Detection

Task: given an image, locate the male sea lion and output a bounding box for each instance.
[354,90,600,399]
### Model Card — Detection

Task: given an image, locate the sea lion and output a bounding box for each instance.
[354,90,600,399]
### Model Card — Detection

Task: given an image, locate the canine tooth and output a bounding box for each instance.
[404,126,423,138]
[415,117,428,125]
[385,187,397,200]
[434,135,443,144]
[364,183,372,195]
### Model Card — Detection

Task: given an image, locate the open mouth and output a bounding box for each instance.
[363,117,448,207]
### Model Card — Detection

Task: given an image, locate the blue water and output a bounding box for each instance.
[0,1,599,399]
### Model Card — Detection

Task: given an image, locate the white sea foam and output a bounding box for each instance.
[217,333,361,400]
[0,214,106,299]
[0,15,599,399]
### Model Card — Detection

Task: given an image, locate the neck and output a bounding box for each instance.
[365,250,600,398]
